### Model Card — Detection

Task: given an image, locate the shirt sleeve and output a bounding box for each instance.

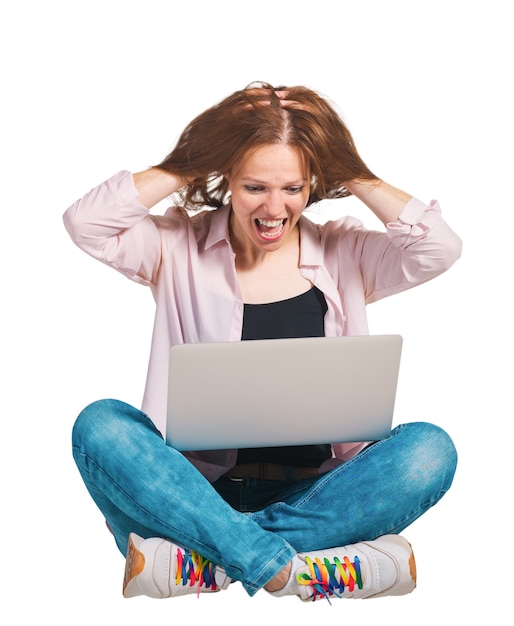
[355,197,462,303]
[63,170,162,285]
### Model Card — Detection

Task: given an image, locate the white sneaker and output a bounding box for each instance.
[123,533,231,598]
[295,535,416,602]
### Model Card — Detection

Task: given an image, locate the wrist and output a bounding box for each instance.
[343,177,382,197]
[343,178,412,224]
[133,167,187,208]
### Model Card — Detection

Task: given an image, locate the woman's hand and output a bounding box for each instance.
[343,178,412,225]
[133,167,190,209]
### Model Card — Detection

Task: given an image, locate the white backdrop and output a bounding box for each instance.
[2,1,511,622]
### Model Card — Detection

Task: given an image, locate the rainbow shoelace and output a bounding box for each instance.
[175,548,219,595]
[297,554,363,602]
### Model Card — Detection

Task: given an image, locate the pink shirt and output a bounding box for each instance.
[64,170,462,480]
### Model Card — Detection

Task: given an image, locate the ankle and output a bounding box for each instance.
[264,562,292,592]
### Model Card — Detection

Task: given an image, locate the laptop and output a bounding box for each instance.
[166,334,402,451]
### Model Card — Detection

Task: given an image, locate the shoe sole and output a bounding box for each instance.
[123,534,146,598]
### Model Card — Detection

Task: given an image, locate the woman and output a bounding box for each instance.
[64,83,462,602]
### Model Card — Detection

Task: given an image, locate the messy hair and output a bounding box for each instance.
[155,82,376,210]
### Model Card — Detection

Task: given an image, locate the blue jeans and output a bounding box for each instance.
[71,398,457,596]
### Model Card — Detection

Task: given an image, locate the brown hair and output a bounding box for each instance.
[156,82,376,210]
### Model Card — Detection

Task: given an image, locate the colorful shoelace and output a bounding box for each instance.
[297,554,363,602]
[176,548,219,595]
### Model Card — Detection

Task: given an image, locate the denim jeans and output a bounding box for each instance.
[72,398,457,596]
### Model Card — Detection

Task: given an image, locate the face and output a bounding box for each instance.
[227,144,310,255]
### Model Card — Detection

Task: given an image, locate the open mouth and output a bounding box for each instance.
[255,218,287,240]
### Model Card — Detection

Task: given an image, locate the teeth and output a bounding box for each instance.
[255,217,286,239]
[257,219,284,227]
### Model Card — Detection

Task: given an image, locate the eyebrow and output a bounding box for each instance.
[240,177,308,185]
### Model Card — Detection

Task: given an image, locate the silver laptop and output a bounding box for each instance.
[166,334,402,451]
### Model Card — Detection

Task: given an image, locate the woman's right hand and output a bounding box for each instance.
[133,167,190,209]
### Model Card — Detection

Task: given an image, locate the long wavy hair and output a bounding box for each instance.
[155,82,376,210]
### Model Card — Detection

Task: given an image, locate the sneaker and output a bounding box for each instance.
[295,534,416,602]
[123,533,231,598]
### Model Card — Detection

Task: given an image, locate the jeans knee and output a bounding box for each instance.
[421,422,457,470]
[403,422,458,496]
[72,398,161,456]
[72,398,132,449]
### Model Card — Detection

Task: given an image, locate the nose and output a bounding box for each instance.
[263,190,285,217]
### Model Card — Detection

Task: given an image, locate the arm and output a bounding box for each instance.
[132,167,190,209]
[63,169,188,284]
[339,188,462,303]
[343,178,412,225]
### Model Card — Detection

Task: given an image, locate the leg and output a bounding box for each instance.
[249,422,457,551]
[71,399,295,596]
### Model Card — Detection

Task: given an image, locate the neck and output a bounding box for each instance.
[230,220,300,270]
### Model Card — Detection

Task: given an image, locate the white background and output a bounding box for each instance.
[1,0,511,622]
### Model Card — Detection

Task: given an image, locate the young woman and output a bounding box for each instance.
[64,83,462,602]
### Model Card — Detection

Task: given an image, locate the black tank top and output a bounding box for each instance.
[237,287,332,468]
